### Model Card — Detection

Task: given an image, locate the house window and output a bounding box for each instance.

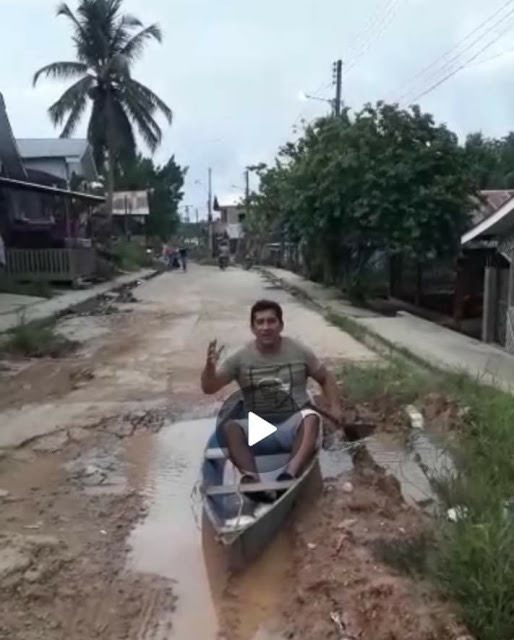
[238,213,246,223]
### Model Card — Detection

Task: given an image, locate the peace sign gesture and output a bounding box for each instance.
[206,339,225,370]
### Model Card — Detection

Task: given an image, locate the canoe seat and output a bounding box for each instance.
[205,479,295,496]
[204,448,228,460]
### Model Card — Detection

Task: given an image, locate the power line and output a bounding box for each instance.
[392,0,514,103]
[343,0,405,78]
[402,2,514,103]
[409,13,514,103]
[342,0,396,65]
[471,46,514,68]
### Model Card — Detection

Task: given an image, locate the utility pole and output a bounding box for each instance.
[245,169,250,210]
[207,167,213,257]
[195,207,199,224]
[332,59,343,116]
[243,169,251,263]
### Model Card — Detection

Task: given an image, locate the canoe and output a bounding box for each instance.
[201,417,322,570]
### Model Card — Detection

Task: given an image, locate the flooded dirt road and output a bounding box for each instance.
[0,265,376,639]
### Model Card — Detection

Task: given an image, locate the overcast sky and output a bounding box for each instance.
[3,0,514,217]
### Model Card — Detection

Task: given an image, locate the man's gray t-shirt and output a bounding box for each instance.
[218,337,322,417]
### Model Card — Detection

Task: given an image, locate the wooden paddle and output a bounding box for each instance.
[304,402,376,442]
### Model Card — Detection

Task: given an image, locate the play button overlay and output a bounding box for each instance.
[248,412,277,446]
[214,383,304,473]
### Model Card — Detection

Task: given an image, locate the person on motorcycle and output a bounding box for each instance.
[218,243,230,269]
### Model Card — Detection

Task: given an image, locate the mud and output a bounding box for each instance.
[278,451,468,640]
[0,266,468,639]
[0,435,175,640]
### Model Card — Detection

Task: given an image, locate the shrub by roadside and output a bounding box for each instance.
[1,317,77,358]
[109,240,153,272]
[0,274,53,299]
[339,359,514,640]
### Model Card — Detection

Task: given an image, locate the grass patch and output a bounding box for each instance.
[0,274,53,299]
[2,316,77,358]
[344,358,514,639]
[339,358,436,406]
[326,310,373,344]
[430,380,514,639]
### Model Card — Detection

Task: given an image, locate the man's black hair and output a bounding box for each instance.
[250,299,283,325]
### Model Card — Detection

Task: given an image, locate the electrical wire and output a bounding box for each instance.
[392,0,514,103]
[408,13,514,103]
[467,46,514,69]
[342,0,397,66]
[343,0,406,78]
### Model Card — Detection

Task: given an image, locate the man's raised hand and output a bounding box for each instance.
[206,339,225,369]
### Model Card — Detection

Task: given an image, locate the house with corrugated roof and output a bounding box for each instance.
[16,138,98,188]
[461,190,514,351]
[0,93,104,284]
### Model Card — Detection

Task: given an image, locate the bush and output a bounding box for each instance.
[2,317,77,358]
[0,274,53,299]
[110,240,153,271]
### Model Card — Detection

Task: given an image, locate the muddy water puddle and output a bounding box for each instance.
[126,417,355,639]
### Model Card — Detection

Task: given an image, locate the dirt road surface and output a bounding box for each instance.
[0,265,467,639]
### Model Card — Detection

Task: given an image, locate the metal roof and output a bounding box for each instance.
[462,192,514,245]
[0,176,105,203]
[16,138,90,160]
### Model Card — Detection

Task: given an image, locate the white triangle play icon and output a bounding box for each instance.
[248,411,277,447]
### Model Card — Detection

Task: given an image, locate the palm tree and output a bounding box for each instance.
[33,0,172,216]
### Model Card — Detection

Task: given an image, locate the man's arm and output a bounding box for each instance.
[201,340,233,395]
[310,364,344,422]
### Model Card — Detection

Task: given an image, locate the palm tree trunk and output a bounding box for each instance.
[105,94,115,225]
[106,145,115,220]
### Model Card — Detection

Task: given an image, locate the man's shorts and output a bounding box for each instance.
[226,408,322,454]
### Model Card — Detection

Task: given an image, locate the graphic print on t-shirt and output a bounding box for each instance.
[242,361,308,418]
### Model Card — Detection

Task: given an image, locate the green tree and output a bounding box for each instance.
[33,0,172,215]
[464,131,514,189]
[242,163,287,261]
[116,153,187,241]
[254,103,476,293]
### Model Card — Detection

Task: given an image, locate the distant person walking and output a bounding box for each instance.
[166,244,175,270]
[179,246,188,272]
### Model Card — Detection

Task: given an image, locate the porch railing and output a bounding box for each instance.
[5,248,96,283]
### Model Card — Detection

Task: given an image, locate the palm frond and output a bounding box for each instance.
[48,75,95,128]
[123,95,162,151]
[56,2,86,38]
[76,0,123,67]
[111,14,143,52]
[33,61,88,87]
[119,24,162,62]
[61,89,91,138]
[126,79,172,124]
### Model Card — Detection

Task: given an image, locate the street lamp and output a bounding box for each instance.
[298,90,334,108]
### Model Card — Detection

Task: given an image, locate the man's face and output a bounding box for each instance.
[252,309,283,346]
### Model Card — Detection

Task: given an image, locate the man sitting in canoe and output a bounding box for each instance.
[201,299,343,500]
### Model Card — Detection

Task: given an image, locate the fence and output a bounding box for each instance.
[5,248,96,283]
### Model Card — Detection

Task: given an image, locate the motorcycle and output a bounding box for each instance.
[218,255,229,270]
